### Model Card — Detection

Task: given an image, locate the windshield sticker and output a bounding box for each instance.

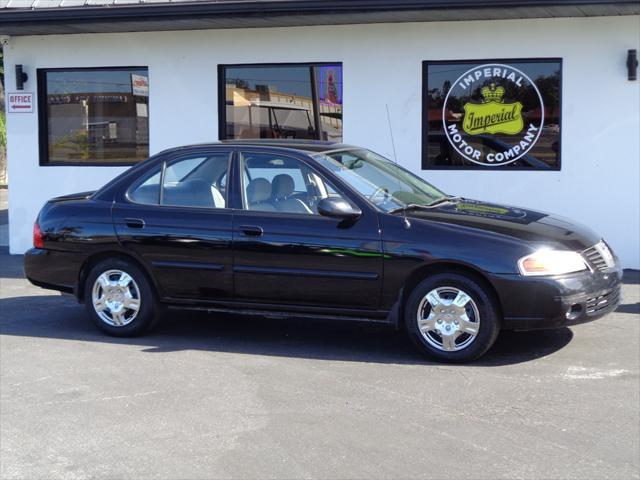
[438,199,547,225]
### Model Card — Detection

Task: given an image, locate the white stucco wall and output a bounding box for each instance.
[3,15,640,267]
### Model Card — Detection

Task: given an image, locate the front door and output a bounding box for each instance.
[232,150,383,310]
[113,149,234,301]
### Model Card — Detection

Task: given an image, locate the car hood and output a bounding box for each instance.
[403,199,600,251]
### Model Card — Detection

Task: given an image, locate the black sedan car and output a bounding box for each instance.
[24,140,622,362]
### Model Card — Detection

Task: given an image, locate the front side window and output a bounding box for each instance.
[39,67,149,165]
[129,152,230,209]
[241,152,345,215]
[315,149,447,212]
[220,64,342,142]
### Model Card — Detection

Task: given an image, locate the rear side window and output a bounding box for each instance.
[128,152,231,209]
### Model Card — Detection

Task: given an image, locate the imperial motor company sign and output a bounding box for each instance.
[442,63,545,167]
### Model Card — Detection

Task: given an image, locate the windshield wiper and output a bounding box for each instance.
[426,196,463,207]
[387,196,463,214]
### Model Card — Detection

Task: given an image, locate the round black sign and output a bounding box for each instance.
[442,63,545,167]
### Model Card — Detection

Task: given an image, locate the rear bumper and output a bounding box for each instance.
[24,248,83,295]
[491,266,623,330]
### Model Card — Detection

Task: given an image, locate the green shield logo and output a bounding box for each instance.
[462,83,524,135]
[463,101,524,135]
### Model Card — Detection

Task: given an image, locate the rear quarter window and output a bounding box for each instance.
[128,170,161,205]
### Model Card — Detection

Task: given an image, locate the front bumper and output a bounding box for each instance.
[491,266,623,330]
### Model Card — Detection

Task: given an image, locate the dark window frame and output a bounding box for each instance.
[37,65,149,167]
[217,62,343,142]
[421,57,563,172]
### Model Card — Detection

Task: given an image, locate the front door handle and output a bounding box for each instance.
[239,225,263,237]
[125,218,145,229]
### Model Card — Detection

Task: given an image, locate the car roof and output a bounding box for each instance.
[91,139,362,201]
[163,139,360,155]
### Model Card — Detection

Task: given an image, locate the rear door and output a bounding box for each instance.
[113,148,235,301]
[231,149,383,310]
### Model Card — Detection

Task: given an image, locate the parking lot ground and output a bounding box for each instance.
[0,187,7,247]
[1,250,639,480]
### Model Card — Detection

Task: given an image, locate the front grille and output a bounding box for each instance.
[585,287,620,315]
[582,240,616,272]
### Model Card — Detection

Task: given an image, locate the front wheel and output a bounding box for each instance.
[84,258,158,337]
[405,273,500,363]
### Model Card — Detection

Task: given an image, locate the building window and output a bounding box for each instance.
[423,59,562,170]
[38,67,149,166]
[219,63,342,142]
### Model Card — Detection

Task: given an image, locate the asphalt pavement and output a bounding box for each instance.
[0,187,7,247]
[1,249,639,479]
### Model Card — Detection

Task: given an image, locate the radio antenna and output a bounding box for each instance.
[385,104,410,229]
[386,104,398,165]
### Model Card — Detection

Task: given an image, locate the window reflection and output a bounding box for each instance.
[42,68,149,165]
[222,64,342,142]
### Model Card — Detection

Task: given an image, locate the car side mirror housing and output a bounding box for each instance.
[317,197,362,220]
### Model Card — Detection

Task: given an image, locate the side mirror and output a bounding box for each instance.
[317,197,362,221]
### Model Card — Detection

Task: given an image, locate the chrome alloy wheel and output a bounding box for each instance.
[91,269,141,327]
[416,286,480,352]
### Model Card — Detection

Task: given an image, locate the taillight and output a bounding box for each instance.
[33,222,44,249]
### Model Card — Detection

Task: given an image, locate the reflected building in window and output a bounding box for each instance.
[221,64,342,142]
[40,68,149,165]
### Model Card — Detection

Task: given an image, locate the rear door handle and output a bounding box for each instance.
[125,218,145,229]
[239,225,263,237]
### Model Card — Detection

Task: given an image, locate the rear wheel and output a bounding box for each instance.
[84,258,158,337]
[405,272,500,363]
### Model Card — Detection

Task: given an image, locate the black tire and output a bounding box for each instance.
[404,272,500,363]
[83,258,159,337]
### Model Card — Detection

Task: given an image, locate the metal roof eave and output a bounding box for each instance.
[0,0,638,36]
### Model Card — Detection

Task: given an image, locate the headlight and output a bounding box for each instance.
[518,250,588,276]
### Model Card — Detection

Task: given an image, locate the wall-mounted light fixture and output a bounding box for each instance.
[15,64,29,90]
[627,49,638,81]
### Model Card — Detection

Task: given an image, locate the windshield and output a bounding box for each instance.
[314,149,447,212]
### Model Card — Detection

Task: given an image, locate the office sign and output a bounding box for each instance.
[8,92,34,113]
